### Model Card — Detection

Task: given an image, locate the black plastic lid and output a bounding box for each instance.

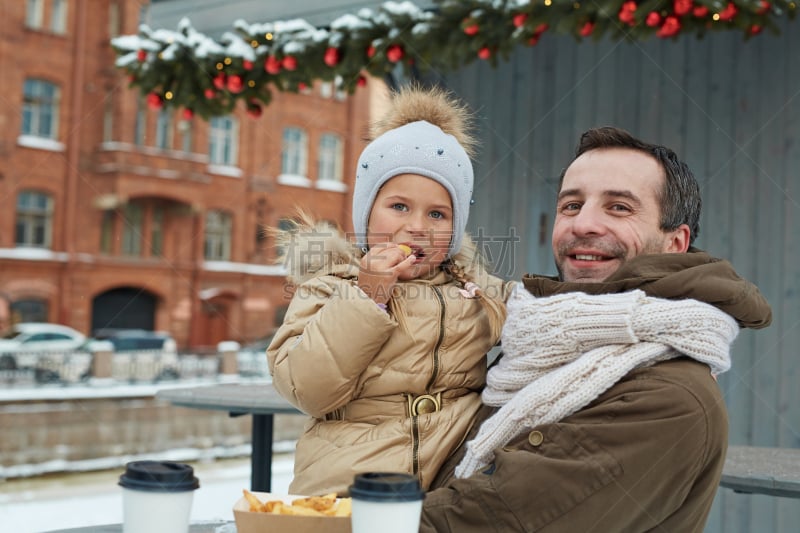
[118,461,199,492]
[349,472,425,502]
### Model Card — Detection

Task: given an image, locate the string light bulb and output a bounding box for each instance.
[165,91,173,100]
[216,62,223,70]
[224,57,232,65]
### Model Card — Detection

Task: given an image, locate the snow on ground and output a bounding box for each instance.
[0,455,293,532]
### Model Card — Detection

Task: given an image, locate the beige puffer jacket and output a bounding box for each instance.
[267,222,514,496]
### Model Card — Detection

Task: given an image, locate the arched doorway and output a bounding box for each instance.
[92,287,157,335]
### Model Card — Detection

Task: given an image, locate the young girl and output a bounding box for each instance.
[267,86,514,496]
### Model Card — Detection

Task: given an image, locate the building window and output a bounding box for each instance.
[155,109,172,150]
[209,116,238,166]
[11,299,49,323]
[100,210,114,253]
[180,118,193,152]
[22,79,60,140]
[318,134,344,182]
[108,0,120,37]
[151,206,164,257]
[51,0,68,33]
[281,127,308,176]
[134,99,146,145]
[204,210,232,261]
[15,190,53,248]
[25,0,44,29]
[103,97,114,142]
[121,203,143,256]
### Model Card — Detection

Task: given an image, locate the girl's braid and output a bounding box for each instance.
[443,259,479,293]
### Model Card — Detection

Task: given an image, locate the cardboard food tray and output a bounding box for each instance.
[233,491,352,533]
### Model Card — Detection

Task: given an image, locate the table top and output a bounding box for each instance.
[44,520,235,532]
[720,445,800,498]
[156,381,301,416]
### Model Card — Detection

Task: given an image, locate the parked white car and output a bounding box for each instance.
[0,323,86,371]
[66,330,181,383]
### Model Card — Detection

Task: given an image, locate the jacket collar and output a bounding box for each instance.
[522,247,772,329]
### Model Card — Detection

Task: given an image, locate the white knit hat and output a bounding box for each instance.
[352,120,474,257]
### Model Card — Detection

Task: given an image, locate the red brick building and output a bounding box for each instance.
[0,0,372,348]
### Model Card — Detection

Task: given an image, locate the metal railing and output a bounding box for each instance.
[0,343,268,387]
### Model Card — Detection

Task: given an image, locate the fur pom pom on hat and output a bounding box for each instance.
[352,87,476,257]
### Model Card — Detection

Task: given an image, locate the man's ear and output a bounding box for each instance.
[665,224,691,253]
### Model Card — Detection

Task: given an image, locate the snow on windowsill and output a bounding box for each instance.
[203,261,286,276]
[207,164,243,178]
[0,247,69,261]
[315,179,347,193]
[17,135,65,152]
[277,174,312,188]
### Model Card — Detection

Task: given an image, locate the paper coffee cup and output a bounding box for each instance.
[350,472,425,533]
[119,460,199,533]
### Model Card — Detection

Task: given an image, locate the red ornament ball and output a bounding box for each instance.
[204,88,216,99]
[282,55,298,71]
[646,12,662,27]
[478,47,491,60]
[513,13,528,28]
[366,45,376,58]
[386,44,404,63]
[182,108,194,120]
[227,74,244,93]
[213,73,227,90]
[718,3,737,21]
[693,5,709,17]
[357,75,367,87]
[137,49,147,62]
[619,1,637,26]
[464,23,479,36]
[656,15,681,37]
[146,92,162,110]
[265,56,281,74]
[579,21,595,37]
[674,0,693,17]
[324,47,340,67]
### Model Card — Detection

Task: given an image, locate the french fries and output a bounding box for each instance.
[242,489,352,517]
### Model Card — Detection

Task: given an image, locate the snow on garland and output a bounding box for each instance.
[111,0,796,118]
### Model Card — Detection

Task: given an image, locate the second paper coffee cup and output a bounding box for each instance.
[118,460,199,533]
[350,472,425,533]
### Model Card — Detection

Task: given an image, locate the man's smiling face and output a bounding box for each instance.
[552,147,687,282]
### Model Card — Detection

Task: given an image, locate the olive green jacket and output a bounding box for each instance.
[420,249,771,532]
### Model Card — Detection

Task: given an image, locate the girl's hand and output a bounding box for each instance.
[357,243,416,304]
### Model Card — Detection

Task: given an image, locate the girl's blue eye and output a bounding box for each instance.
[391,203,408,211]
[430,211,444,219]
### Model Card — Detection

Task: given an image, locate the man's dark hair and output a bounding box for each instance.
[559,126,701,244]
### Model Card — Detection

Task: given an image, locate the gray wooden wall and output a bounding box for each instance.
[434,21,799,533]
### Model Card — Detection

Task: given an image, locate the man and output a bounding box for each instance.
[419,127,772,532]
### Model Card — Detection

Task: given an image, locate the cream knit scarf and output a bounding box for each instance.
[455,286,739,478]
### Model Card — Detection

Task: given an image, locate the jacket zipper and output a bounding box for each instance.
[412,285,446,478]
[425,285,446,390]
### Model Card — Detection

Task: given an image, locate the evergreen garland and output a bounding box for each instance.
[111,0,796,119]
